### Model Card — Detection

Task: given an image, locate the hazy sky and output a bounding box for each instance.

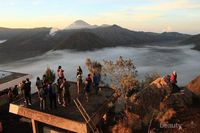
[0,0,200,34]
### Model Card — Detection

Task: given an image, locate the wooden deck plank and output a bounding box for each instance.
[9,104,87,133]
[0,71,31,91]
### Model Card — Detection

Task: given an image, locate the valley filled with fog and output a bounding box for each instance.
[0,44,200,91]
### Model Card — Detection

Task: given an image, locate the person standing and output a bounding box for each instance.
[48,83,57,110]
[56,79,63,105]
[26,78,32,105]
[93,73,100,95]
[8,88,14,102]
[77,66,83,76]
[12,85,19,98]
[21,80,28,105]
[84,74,92,102]
[42,75,48,99]
[57,66,64,80]
[36,77,46,110]
[63,79,71,106]
[59,81,65,106]
[76,73,82,94]
[42,75,48,87]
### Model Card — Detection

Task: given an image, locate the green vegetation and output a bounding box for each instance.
[44,67,56,83]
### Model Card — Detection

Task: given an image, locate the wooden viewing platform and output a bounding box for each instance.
[0,70,31,91]
[9,82,119,133]
[0,70,31,108]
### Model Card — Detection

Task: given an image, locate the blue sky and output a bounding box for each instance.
[0,0,200,34]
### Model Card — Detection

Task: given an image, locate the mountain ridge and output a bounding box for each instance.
[0,20,193,63]
[182,34,200,50]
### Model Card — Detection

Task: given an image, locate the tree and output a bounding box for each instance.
[85,58,102,75]
[44,67,56,83]
[102,56,138,95]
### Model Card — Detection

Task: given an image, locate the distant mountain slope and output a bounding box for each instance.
[59,25,189,47]
[67,20,97,29]
[55,31,107,50]
[0,20,191,63]
[0,27,29,40]
[89,25,189,46]
[183,34,200,50]
[0,28,53,63]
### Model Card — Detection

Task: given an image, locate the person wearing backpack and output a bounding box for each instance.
[48,83,57,110]
[36,77,46,110]
[25,78,32,105]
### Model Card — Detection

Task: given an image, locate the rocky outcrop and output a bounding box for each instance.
[150,76,172,94]
[112,122,132,133]
[187,75,200,96]
[129,76,194,124]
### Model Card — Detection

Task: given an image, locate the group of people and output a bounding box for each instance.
[35,66,71,110]
[76,66,101,102]
[35,65,102,110]
[6,65,101,110]
[7,78,32,105]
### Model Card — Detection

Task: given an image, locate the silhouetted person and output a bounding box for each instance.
[36,77,46,110]
[12,85,19,98]
[25,78,32,105]
[48,83,57,109]
[93,73,100,94]
[36,77,43,90]
[42,74,48,98]
[77,66,83,76]
[8,87,14,102]
[42,74,48,87]
[21,80,26,104]
[63,79,71,106]
[57,79,64,105]
[84,74,92,102]
[57,66,64,80]
[77,73,82,94]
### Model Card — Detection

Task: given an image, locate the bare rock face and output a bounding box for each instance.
[131,77,172,113]
[111,122,132,133]
[150,76,172,94]
[130,76,194,116]
[156,108,176,124]
[162,89,193,111]
[187,75,200,96]
[125,111,142,130]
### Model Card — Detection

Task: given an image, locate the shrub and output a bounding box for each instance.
[45,67,56,83]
